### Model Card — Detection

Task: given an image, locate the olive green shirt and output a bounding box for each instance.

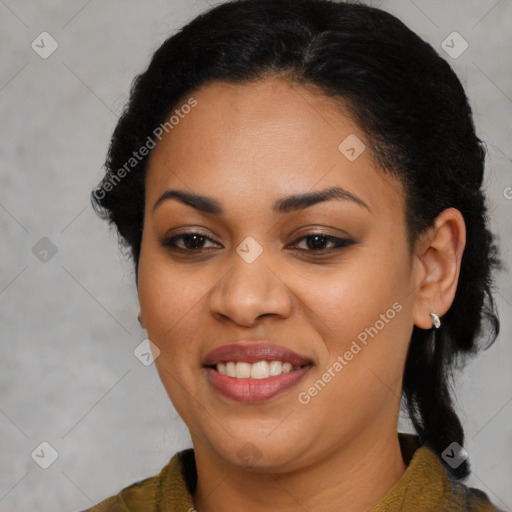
[81,433,504,511]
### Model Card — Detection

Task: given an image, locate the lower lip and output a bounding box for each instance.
[205,366,312,403]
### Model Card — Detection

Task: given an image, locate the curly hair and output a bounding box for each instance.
[91,0,501,479]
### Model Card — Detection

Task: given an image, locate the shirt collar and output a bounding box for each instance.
[158,433,470,511]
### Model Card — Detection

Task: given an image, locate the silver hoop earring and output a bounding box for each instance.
[430,312,441,329]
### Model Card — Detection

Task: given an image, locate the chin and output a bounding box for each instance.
[201,427,312,472]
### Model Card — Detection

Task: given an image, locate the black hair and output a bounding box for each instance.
[91,0,501,480]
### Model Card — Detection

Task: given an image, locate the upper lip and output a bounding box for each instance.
[203,342,312,367]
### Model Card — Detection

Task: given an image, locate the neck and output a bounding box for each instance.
[192,426,407,512]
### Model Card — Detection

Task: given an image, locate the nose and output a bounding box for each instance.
[209,248,294,327]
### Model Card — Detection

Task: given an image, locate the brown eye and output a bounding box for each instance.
[161,231,355,256]
[288,234,356,252]
[161,232,220,251]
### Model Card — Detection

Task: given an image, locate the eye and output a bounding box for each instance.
[161,232,221,251]
[161,231,355,255]
[287,233,355,252]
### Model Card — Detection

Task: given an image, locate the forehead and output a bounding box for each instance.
[145,77,405,219]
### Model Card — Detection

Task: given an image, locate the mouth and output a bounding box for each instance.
[203,342,313,403]
[211,360,308,378]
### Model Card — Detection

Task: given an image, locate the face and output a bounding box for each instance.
[138,77,419,472]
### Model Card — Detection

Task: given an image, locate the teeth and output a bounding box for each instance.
[269,361,282,376]
[251,361,269,379]
[215,360,302,378]
[282,362,293,373]
[225,362,236,378]
[235,362,251,378]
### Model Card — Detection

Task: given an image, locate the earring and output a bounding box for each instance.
[430,311,441,329]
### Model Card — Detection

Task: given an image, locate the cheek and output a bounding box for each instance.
[297,251,408,338]
[137,254,208,419]
[137,248,208,369]
[298,248,412,395]
[138,242,199,319]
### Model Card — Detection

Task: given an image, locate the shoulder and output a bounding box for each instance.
[443,476,506,512]
[79,473,160,512]
[371,434,505,512]
[79,448,196,512]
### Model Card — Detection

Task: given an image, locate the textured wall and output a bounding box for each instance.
[1,1,511,510]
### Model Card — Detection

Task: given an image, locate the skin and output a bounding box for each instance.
[137,77,466,512]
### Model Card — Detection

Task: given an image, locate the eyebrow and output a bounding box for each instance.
[152,186,370,215]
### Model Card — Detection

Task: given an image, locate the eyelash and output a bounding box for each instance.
[161,231,355,255]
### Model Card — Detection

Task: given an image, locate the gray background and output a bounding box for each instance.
[1,1,511,511]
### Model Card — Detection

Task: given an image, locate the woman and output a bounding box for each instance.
[84,0,504,510]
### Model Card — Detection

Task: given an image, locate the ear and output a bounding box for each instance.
[411,208,466,330]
